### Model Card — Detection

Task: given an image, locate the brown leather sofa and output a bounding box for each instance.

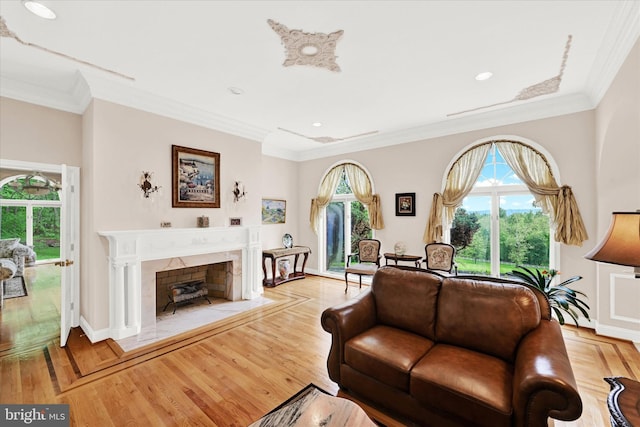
[321,266,582,427]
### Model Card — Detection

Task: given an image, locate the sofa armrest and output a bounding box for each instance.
[321,289,377,384]
[512,320,582,427]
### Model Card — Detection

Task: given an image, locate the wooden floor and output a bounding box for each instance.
[1,265,639,426]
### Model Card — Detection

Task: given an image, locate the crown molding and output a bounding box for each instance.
[294,92,595,162]
[0,75,86,114]
[1,70,270,143]
[586,0,640,105]
[77,71,270,143]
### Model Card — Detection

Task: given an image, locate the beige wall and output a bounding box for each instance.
[0,97,82,166]
[260,155,301,249]
[593,39,640,339]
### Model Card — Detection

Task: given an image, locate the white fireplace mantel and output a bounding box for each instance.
[99,226,262,340]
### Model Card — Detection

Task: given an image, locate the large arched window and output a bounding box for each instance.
[310,161,383,275]
[424,138,587,277]
[453,144,551,276]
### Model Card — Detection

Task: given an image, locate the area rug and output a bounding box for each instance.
[2,276,27,299]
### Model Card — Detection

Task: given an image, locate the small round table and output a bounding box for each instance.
[384,253,422,268]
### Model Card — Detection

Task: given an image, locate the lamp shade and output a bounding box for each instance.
[584,212,640,267]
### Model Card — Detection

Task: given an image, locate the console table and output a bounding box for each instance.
[384,252,422,268]
[605,376,640,427]
[262,246,311,287]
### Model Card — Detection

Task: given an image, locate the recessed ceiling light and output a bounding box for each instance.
[228,87,244,95]
[22,1,57,20]
[312,122,322,127]
[475,71,493,81]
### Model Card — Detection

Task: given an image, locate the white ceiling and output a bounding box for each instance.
[1,1,639,161]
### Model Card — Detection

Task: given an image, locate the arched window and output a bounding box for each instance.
[424,138,587,277]
[310,162,383,275]
[0,174,62,263]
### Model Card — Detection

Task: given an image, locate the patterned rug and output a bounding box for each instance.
[3,276,27,299]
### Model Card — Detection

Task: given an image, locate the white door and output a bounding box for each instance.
[59,165,80,347]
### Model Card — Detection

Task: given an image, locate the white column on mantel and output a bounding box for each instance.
[99,226,262,341]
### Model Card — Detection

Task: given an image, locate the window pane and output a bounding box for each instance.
[1,205,27,243]
[476,146,524,187]
[33,206,61,261]
[325,201,345,272]
[499,195,549,272]
[455,196,491,275]
[350,201,372,254]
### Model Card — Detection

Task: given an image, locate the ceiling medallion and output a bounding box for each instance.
[278,127,378,143]
[448,35,572,116]
[267,19,344,72]
[0,16,134,81]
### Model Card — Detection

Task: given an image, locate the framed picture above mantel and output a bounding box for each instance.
[172,145,220,208]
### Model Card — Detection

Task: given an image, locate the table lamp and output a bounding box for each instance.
[585,212,640,278]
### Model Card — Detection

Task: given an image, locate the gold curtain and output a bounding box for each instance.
[310,163,384,234]
[344,163,384,230]
[495,141,588,245]
[423,144,490,243]
[309,166,343,234]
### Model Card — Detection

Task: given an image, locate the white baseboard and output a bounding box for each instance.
[80,316,110,344]
[596,321,640,348]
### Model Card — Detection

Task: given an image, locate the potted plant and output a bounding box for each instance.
[509,266,590,326]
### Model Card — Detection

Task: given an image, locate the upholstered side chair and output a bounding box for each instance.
[424,243,457,275]
[344,239,381,292]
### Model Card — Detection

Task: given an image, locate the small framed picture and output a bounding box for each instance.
[395,193,416,216]
[262,199,286,224]
[229,217,242,226]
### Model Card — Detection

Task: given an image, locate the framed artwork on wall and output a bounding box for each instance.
[262,199,286,224]
[395,192,416,216]
[172,145,220,208]
[229,217,242,226]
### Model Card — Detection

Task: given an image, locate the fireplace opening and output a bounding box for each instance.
[155,262,232,315]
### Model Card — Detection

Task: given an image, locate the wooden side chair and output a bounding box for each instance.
[344,239,381,293]
[424,243,458,275]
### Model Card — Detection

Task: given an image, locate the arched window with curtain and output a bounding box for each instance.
[424,139,588,277]
[310,162,384,274]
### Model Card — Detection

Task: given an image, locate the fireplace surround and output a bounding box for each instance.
[99,226,262,340]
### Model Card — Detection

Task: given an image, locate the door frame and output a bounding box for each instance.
[0,159,80,344]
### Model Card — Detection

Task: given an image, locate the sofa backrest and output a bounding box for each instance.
[371,266,442,340]
[436,276,541,362]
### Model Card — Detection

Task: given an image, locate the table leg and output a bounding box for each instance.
[301,252,309,274]
[293,254,300,273]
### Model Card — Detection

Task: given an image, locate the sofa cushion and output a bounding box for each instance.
[436,277,540,362]
[0,238,20,258]
[411,344,513,427]
[345,325,434,391]
[372,266,442,340]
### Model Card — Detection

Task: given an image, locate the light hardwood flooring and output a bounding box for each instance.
[1,265,638,426]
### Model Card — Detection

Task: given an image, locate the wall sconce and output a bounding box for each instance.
[233,181,247,202]
[585,211,640,278]
[138,171,160,198]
